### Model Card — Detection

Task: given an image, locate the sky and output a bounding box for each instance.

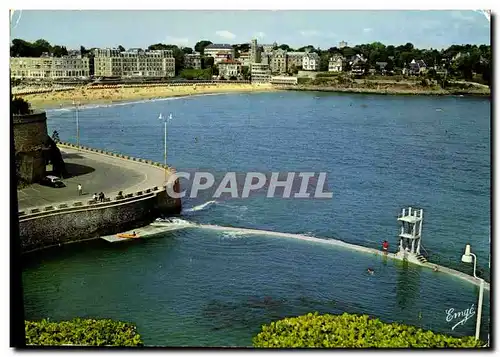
[9,10,490,51]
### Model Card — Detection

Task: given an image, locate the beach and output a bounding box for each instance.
[15,83,278,109]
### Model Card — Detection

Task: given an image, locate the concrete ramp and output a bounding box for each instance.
[101,224,189,243]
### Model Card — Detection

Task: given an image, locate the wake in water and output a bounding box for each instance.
[182,200,217,213]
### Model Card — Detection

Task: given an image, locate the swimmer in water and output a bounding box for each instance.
[367,268,374,275]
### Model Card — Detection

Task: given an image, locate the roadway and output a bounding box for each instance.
[17,146,167,211]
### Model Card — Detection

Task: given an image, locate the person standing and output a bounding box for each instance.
[382,240,389,252]
[92,193,98,202]
[78,184,82,196]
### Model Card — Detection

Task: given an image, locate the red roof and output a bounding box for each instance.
[220,60,241,65]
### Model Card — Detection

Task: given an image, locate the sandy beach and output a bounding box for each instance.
[15,83,278,109]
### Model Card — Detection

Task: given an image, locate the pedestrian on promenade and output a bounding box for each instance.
[99,192,105,202]
[78,184,82,196]
[92,193,98,202]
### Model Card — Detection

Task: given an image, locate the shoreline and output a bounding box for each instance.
[14,82,491,109]
[278,85,491,97]
[16,83,278,110]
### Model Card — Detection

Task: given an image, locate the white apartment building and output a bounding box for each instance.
[328,55,343,72]
[270,76,298,85]
[213,52,232,65]
[250,63,271,83]
[93,48,175,77]
[218,59,242,78]
[238,52,251,67]
[270,49,287,74]
[204,44,235,61]
[302,52,320,71]
[10,55,90,79]
[286,52,306,72]
[184,53,202,69]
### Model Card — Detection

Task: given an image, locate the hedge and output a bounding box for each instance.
[25,318,143,346]
[252,312,483,348]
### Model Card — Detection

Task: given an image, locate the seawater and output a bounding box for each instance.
[22,91,490,346]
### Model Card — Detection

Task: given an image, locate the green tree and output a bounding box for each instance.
[203,56,215,69]
[11,38,35,57]
[118,45,125,52]
[182,47,193,54]
[385,59,394,72]
[194,40,212,55]
[278,44,292,51]
[25,319,143,346]
[52,45,68,57]
[342,47,356,59]
[241,66,250,80]
[33,39,51,56]
[253,312,484,348]
[319,53,330,72]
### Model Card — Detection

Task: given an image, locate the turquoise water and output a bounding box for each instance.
[22,92,491,346]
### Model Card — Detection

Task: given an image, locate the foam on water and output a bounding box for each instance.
[45,92,231,113]
[183,200,217,213]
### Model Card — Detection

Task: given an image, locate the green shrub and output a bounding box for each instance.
[25,318,143,346]
[253,312,483,348]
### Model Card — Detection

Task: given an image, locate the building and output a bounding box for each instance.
[339,41,348,49]
[204,44,235,61]
[262,42,277,53]
[184,53,202,69]
[261,52,271,66]
[270,76,298,85]
[10,55,90,79]
[93,48,175,77]
[375,61,388,73]
[349,54,367,66]
[250,39,262,64]
[328,55,343,72]
[302,52,320,71]
[238,52,251,67]
[218,59,242,79]
[250,63,271,83]
[270,49,287,74]
[286,52,306,73]
[214,52,232,65]
[409,59,427,75]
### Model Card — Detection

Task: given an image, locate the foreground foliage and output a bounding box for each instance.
[253,312,483,348]
[25,318,143,346]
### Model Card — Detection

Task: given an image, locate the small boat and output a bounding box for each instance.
[116,233,140,239]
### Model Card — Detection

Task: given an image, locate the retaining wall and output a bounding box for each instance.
[18,142,181,253]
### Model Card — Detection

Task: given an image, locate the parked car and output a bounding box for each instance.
[40,175,65,188]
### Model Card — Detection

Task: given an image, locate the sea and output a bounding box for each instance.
[21,91,491,346]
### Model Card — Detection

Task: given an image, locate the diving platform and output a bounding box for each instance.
[101,219,193,243]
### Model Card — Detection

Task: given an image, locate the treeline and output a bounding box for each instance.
[10,38,491,83]
[274,42,491,84]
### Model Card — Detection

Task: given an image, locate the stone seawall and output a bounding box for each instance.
[18,142,181,253]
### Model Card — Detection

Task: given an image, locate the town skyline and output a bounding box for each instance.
[10,10,491,51]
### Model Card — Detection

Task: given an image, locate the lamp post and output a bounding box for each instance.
[461,244,485,341]
[73,100,80,149]
[158,113,172,186]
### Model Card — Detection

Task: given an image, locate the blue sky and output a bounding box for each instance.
[10,10,490,50]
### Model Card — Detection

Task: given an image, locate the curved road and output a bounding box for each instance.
[17,146,168,210]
